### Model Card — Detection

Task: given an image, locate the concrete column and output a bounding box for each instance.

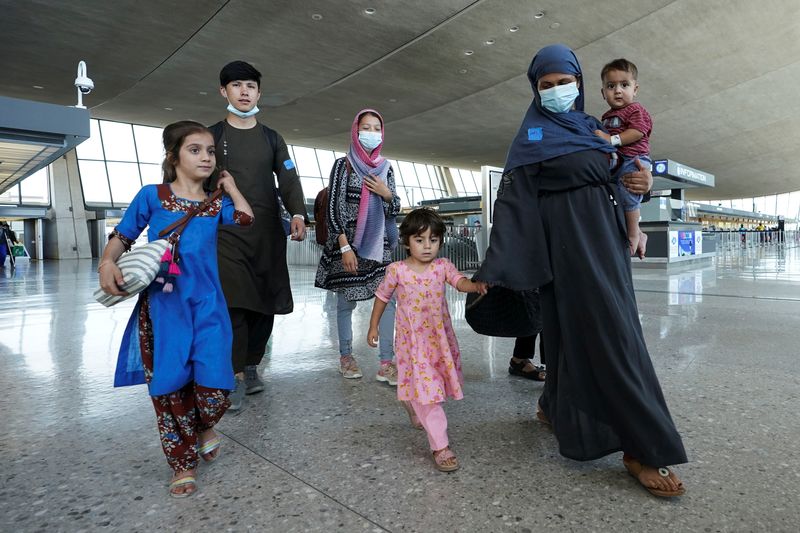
[439,167,458,197]
[44,150,92,259]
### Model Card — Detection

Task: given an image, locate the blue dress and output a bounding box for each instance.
[113,184,249,396]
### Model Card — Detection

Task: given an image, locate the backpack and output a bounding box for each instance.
[313,187,329,245]
[312,159,351,246]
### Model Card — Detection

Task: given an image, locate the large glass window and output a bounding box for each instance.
[79,160,112,204]
[106,162,142,204]
[19,167,50,204]
[76,119,104,160]
[0,186,20,204]
[316,150,336,181]
[133,125,164,164]
[70,119,486,211]
[99,121,138,162]
[292,146,321,177]
[0,168,51,206]
[139,163,162,186]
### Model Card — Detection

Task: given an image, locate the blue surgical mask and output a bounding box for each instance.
[358,131,382,150]
[539,82,579,113]
[227,103,260,118]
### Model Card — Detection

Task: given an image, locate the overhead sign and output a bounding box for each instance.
[652,159,715,188]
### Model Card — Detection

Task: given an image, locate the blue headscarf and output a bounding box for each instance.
[503,44,615,173]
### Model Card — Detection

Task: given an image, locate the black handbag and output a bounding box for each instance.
[465,286,542,338]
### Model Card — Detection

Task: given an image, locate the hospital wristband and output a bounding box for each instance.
[292,214,304,219]
[340,244,352,253]
[610,134,622,147]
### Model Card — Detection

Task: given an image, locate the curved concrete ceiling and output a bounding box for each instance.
[2,0,798,200]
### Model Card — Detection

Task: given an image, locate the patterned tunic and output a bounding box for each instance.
[315,157,401,301]
[375,258,465,404]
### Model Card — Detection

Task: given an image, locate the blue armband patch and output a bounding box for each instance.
[283,159,295,170]
[527,127,543,141]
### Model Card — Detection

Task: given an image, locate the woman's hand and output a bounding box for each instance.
[364,174,392,202]
[98,261,128,297]
[474,281,489,295]
[621,158,653,195]
[342,250,358,274]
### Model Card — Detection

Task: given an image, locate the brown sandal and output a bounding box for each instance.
[623,457,685,497]
[432,447,459,472]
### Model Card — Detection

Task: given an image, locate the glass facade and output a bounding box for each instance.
[74,118,471,209]
[694,191,800,221]
[76,119,163,207]
[0,167,50,206]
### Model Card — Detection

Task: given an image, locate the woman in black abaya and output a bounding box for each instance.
[476,44,687,497]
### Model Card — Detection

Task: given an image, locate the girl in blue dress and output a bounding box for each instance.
[98,121,253,498]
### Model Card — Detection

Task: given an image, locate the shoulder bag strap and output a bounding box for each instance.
[158,188,224,241]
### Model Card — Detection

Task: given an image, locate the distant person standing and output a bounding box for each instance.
[0,221,17,268]
[209,61,308,411]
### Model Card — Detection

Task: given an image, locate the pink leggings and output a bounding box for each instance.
[410,401,449,451]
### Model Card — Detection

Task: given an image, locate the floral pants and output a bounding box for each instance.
[139,293,230,473]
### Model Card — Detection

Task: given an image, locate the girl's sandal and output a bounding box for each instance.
[198,435,222,462]
[400,401,423,430]
[623,457,685,497]
[432,447,460,472]
[169,475,197,499]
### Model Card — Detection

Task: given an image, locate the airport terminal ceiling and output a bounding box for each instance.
[1,0,798,201]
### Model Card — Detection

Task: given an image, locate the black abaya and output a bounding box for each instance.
[477,149,686,467]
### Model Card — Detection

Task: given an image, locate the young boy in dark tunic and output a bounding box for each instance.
[209,61,308,410]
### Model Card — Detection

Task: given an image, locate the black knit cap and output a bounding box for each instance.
[219,61,262,87]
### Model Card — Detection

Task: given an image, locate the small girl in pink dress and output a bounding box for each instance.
[368,208,487,472]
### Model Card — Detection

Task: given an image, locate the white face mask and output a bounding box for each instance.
[539,82,579,113]
[358,131,382,150]
[227,102,260,118]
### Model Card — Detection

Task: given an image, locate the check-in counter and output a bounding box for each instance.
[634,221,716,268]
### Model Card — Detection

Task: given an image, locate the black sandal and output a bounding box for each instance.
[508,358,546,381]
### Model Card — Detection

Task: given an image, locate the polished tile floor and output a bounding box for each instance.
[1,246,799,532]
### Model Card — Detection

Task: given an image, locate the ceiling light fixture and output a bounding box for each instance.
[485,39,496,45]
[198,91,208,95]
[464,50,474,56]
[32,85,44,89]
[459,68,468,74]
[388,98,398,103]
[550,22,560,29]
[164,107,173,111]
[311,13,323,21]
[508,26,519,32]
[364,8,376,15]
[535,11,545,19]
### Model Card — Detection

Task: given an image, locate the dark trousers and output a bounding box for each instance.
[512,334,545,366]
[229,308,274,374]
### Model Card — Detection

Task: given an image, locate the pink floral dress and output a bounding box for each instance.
[375,258,465,404]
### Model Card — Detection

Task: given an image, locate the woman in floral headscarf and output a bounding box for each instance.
[316,109,401,384]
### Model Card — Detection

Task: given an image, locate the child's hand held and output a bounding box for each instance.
[367,326,379,347]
